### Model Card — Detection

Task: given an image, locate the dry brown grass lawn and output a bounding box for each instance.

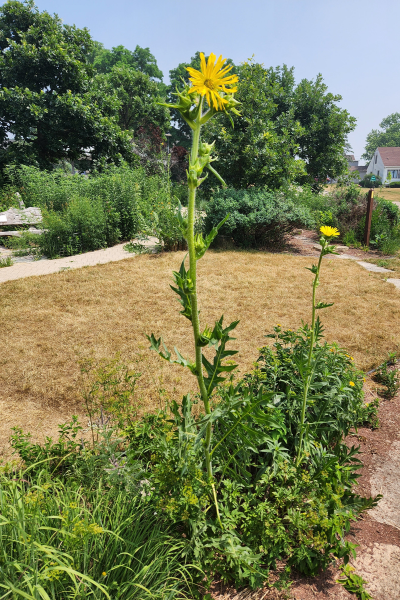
[374,187,400,202]
[1,250,400,453]
[325,184,400,203]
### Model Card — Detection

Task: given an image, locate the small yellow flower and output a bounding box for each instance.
[320,225,340,238]
[349,381,355,386]
[187,53,238,111]
[102,572,107,577]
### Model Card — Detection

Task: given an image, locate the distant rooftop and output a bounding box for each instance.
[378,147,400,166]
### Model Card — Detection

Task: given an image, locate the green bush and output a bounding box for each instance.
[205,188,314,248]
[1,164,190,256]
[360,173,382,188]
[389,181,400,188]
[39,196,118,258]
[358,197,400,252]
[0,467,195,599]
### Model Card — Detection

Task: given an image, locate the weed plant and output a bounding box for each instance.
[373,353,400,399]
[0,255,13,267]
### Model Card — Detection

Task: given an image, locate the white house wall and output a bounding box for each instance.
[367,150,400,182]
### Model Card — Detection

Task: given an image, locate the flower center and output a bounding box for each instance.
[204,78,215,90]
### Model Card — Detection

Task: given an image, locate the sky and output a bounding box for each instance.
[33,0,400,164]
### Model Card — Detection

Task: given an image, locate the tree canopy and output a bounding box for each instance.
[362,113,400,162]
[204,61,355,190]
[88,42,163,81]
[0,0,137,171]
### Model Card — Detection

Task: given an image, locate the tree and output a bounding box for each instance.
[204,62,306,190]
[0,0,135,171]
[204,62,355,191]
[362,113,400,162]
[293,75,356,189]
[88,43,163,81]
[91,65,169,133]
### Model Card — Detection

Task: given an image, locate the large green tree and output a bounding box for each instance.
[91,65,169,133]
[204,62,306,190]
[293,74,356,188]
[88,42,163,81]
[0,0,135,171]
[362,113,400,162]
[204,62,355,190]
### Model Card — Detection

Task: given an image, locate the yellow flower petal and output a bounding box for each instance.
[186,52,238,111]
[349,381,355,386]
[320,225,340,238]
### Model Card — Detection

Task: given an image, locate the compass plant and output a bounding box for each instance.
[296,226,340,466]
[148,53,239,525]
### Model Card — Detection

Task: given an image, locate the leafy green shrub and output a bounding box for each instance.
[39,196,119,257]
[205,189,314,248]
[360,173,382,188]
[389,181,400,188]
[358,197,400,252]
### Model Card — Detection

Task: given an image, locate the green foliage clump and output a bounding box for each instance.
[205,188,314,248]
[373,354,400,399]
[360,173,382,188]
[337,564,372,599]
[2,164,190,257]
[0,466,194,599]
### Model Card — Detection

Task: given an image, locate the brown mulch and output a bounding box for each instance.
[288,229,394,260]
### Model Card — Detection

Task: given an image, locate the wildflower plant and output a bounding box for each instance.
[147,53,240,523]
[296,225,340,464]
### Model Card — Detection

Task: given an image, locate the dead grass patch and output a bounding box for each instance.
[1,251,400,452]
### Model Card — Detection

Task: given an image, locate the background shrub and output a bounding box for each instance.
[360,173,382,188]
[205,188,314,248]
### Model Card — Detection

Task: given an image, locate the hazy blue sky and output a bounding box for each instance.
[33,0,400,163]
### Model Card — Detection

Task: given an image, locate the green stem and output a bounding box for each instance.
[186,99,222,527]
[296,247,324,466]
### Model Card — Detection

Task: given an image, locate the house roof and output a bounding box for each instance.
[378,147,400,166]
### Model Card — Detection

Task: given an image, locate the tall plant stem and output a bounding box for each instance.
[186,104,222,527]
[296,249,324,466]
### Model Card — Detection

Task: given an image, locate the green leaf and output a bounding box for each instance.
[315,301,334,310]
[170,259,193,321]
[195,214,230,261]
[147,333,196,374]
[201,317,239,396]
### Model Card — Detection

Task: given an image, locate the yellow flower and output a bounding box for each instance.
[320,225,340,238]
[187,52,238,111]
[349,381,355,386]
[102,572,107,577]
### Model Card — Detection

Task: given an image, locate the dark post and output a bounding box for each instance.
[364,189,374,246]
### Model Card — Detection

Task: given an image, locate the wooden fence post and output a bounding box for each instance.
[364,189,374,247]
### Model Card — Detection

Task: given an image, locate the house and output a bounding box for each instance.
[345,154,368,181]
[367,147,400,184]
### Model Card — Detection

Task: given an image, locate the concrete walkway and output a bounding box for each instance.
[1,234,400,288]
[0,238,157,284]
